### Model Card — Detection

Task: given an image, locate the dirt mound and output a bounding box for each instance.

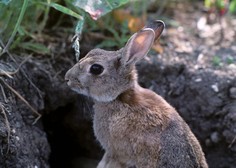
[0,59,50,168]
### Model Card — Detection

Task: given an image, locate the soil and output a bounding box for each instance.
[0,2,236,168]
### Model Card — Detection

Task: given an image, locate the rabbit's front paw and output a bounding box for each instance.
[97,153,123,168]
[97,160,106,168]
[97,160,123,168]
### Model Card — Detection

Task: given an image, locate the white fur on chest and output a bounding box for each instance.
[93,102,135,160]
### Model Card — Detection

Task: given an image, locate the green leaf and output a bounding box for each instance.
[212,56,221,67]
[75,17,85,35]
[0,0,11,5]
[216,0,225,9]
[20,42,50,54]
[49,2,83,20]
[69,0,130,20]
[226,56,234,64]
[204,0,212,8]
[229,0,236,13]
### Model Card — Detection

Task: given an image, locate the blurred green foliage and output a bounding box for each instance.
[0,0,52,54]
[0,0,130,55]
[0,0,236,56]
[204,0,236,14]
[229,0,236,13]
[212,55,222,66]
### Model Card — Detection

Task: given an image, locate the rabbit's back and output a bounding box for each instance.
[159,115,208,168]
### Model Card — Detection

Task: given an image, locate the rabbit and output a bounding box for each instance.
[65,20,208,168]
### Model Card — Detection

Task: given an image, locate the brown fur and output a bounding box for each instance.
[65,20,208,168]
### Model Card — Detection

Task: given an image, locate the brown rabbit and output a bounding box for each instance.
[65,20,208,168]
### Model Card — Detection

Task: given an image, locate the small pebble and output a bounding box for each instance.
[195,78,202,82]
[228,64,236,69]
[197,53,204,62]
[205,139,212,147]
[211,84,219,92]
[12,128,16,134]
[16,136,20,141]
[210,132,220,143]
[229,87,236,99]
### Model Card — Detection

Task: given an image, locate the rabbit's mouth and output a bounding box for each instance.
[67,80,90,96]
[67,80,89,96]
[66,79,83,89]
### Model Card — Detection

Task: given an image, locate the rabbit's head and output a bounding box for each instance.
[65,20,164,102]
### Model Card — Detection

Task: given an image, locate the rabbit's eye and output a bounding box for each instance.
[90,64,104,75]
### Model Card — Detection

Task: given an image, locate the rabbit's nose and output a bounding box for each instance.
[65,73,69,82]
[65,69,72,82]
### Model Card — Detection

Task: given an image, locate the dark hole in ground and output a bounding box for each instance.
[42,97,103,168]
[43,103,77,168]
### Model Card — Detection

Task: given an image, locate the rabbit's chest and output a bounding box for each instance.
[93,110,111,148]
[93,107,132,149]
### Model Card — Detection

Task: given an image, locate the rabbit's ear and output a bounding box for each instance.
[123,28,155,65]
[145,20,165,41]
[122,20,165,65]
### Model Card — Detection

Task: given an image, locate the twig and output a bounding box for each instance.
[215,15,224,45]
[0,70,13,79]
[228,135,236,149]
[0,56,31,78]
[38,0,50,33]
[0,103,11,155]
[0,39,43,99]
[17,64,43,100]
[0,77,41,124]
[0,84,8,103]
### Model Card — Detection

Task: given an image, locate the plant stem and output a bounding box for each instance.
[0,0,29,56]
[38,0,51,33]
